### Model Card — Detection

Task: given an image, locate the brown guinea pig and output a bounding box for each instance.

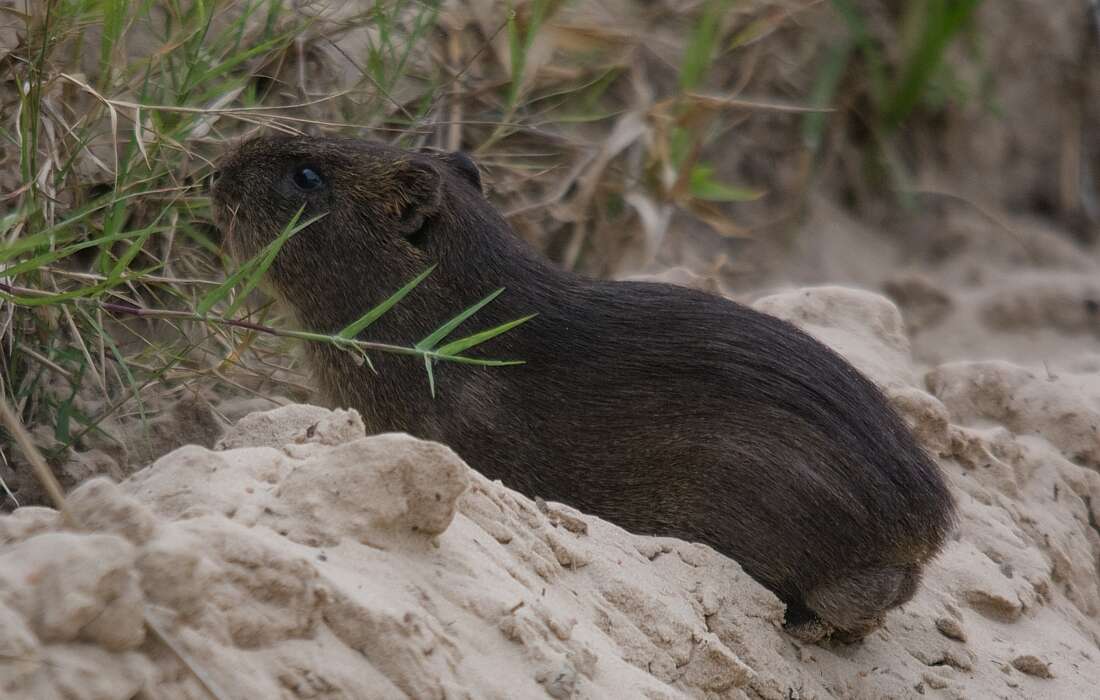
[211,135,956,643]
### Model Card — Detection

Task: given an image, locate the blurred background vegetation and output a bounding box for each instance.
[1,0,1098,506]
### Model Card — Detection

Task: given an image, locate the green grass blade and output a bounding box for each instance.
[802,39,854,150]
[424,355,436,398]
[53,366,84,443]
[506,0,550,109]
[196,260,261,318]
[679,0,734,91]
[415,288,505,351]
[338,265,436,339]
[830,0,888,104]
[98,0,128,87]
[0,281,113,307]
[223,212,325,318]
[107,229,156,283]
[0,212,17,239]
[506,9,524,109]
[0,186,195,264]
[196,207,322,318]
[435,314,536,357]
[689,165,765,202]
[0,227,164,278]
[436,356,526,367]
[882,0,982,128]
[71,304,149,456]
[188,31,295,93]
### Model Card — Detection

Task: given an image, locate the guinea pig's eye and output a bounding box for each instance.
[292,166,325,192]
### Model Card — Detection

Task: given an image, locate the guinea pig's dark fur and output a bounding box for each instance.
[212,136,957,643]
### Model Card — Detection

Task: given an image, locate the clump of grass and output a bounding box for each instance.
[480,0,779,273]
[803,0,987,201]
[0,0,524,505]
[653,0,770,238]
[2,1,306,486]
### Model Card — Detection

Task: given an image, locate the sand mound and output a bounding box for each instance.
[3,287,1100,699]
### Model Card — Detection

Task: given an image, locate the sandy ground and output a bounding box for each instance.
[757,201,1100,374]
[3,282,1099,699]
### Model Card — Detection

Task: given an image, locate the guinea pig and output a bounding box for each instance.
[211,135,956,643]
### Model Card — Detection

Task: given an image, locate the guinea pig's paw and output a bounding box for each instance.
[829,615,885,644]
[783,618,833,644]
[781,610,834,644]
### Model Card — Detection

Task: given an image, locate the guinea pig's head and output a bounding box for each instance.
[210,135,483,291]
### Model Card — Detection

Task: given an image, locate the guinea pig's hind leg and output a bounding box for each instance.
[805,563,922,643]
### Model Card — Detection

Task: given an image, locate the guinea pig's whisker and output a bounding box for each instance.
[226,204,241,235]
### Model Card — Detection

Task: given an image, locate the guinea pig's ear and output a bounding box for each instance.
[443,151,482,193]
[391,159,443,235]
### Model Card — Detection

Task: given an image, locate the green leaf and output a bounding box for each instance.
[424,355,436,398]
[689,165,765,202]
[338,265,436,340]
[435,314,536,357]
[416,288,505,351]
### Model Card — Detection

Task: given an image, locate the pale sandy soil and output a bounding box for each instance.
[3,283,1099,700]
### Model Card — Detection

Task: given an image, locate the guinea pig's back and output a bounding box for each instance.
[504,279,956,582]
